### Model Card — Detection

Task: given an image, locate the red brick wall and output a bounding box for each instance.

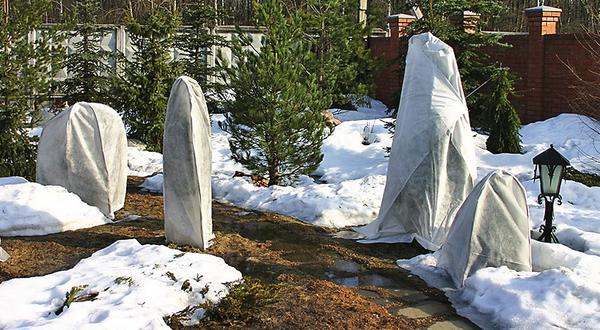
[370,32,599,123]
[483,35,529,119]
[370,37,406,109]
[542,34,598,120]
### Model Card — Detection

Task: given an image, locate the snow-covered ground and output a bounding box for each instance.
[0,239,242,329]
[399,240,600,329]
[128,147,163,177]
[140,100,393,227]
[0,178,110,236]
[133,103,600,329]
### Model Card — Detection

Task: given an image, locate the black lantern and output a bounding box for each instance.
[533,144,570,243]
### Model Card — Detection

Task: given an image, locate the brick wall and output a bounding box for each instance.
[370,7,600,123]
[542,34,598,120]
[370,36,406,109]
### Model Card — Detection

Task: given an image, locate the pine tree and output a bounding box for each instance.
[61,0,112,105]
[222,0,331,186]
[114,6,181,152]
[0,0,65,178]
[485,68,521,154]
[301,0,378,109]
[176,0,227,106]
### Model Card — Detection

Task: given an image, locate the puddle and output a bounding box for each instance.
[333,276,360,287]
[333,259,361,273]
[331,230,363,240]
[331,273,399,289]
[361,274,397,287]
[120,214,142,222]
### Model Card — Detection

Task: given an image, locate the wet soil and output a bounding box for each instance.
[1,177,478,329]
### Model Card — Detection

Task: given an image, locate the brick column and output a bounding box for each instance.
[388,14,416,39]
[524,5,561,123]
[449,11,481,33]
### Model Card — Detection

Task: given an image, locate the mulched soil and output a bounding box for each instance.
[1,177,478,329]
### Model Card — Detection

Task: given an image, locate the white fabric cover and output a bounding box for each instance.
[356,33,477,250]
[163,76,214,249]
[36,102,127,218]
[437,170,532,288]
[0,239,8,262]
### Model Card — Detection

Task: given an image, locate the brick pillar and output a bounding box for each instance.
[449,11,481,33]
[524,5,561,123]
[388,14,416,39]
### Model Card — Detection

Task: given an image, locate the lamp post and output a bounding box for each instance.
[532,144,570,243]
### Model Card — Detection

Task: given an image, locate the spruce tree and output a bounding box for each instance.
[223,0,331,186]
[0,0,65,178]
[485,68,521,154]
[176,0,226,102]
[301,0,377,109]
[114,6,181,152]
[61,0,112,105]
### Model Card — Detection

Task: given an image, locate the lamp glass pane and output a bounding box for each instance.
[540,164,563,195]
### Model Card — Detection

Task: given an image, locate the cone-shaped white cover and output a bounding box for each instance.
[355,33,477,250]
[163,76,214,249]
[36,102,127,218]
[438,170,532,288]
[0,239,8,262]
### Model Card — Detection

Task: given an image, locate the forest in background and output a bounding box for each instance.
[31,0,600,32]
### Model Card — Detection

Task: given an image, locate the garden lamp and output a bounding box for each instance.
[533,144,570,243]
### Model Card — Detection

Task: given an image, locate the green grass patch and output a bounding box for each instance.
[203,277,279,325]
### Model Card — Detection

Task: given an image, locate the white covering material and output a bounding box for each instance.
[0,239,8,262]
[36,102,127,218]
[437,170,532,287]
[163,77,214,249]
[355,33,477,250]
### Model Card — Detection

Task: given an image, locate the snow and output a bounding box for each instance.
[139,110,600,236]
[398,240,600,329]
[393,116,600,329]
[0,176,28,186]
[141,101,392,228]
[127,147,163,177]
[0,181,110,236]
[0,239,242,329]
[133,108,600,329]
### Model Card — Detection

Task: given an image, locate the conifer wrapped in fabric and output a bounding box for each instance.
[355,33,477,250]
[36,102,127,218]
[0,239,8,262]
[163,76,214,249]
[437,170,532,288]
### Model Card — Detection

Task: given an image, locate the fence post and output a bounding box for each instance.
[525,5,561,122]
[387,14,415,40]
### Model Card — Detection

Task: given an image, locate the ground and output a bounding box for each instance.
[1,177,477,329]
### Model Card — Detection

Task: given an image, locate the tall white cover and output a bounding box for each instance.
[437,170,532,287]
[0,239,8,262]
[163,76,214,249]
[36,102,127,218]
[356,33,477,250]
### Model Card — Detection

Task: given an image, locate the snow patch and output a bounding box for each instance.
[0,181,110,236]
[0,239,242,329]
